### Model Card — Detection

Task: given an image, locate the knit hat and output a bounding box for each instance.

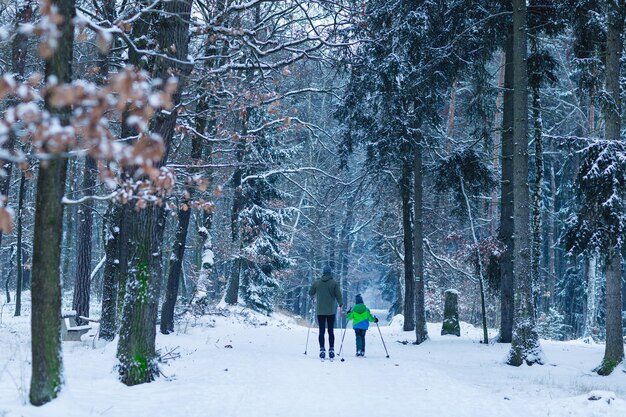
[355,294,364,304]
[322,264,332,275]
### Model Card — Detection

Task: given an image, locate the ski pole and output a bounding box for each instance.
[339,323,348,362]
[376,321,390,358]
[338,311,349,362]
[304,310,313,355]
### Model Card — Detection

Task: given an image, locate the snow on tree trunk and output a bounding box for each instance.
[29,0,74,405]
[499,34,515,344]
[531,84,543,311]
[441,289,460,336]
[507,0,545,367]
[582,255,598,343]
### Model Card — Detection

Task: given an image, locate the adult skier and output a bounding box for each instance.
[309,264,343,360]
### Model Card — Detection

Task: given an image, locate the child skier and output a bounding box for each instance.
[346,294,378,357]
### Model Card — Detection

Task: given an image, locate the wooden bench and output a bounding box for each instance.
[60,310,92,342]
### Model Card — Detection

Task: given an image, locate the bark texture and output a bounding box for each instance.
[499,34,515,344]
[413,141,428,343]
[597,2,624,376]
[507,0,544,367]
[30,0,74,405]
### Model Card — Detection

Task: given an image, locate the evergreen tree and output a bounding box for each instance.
[237,119,295,313]
[564,0,625,376]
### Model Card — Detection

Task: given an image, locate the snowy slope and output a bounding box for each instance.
[1,305,625,417]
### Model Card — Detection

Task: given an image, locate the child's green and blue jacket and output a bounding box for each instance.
[346,303,376,330]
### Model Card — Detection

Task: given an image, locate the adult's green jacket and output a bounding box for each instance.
[309,274,343,315]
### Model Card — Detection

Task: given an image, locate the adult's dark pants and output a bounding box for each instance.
[355,329,367,353]
[317,314,336,349]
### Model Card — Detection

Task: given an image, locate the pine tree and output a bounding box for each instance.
[237,120,294,313]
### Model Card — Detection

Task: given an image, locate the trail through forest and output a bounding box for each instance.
[1,303,625,417]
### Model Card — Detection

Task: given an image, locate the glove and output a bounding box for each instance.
[374,317,379,323]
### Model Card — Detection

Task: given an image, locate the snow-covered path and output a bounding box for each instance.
[1,309,625,417]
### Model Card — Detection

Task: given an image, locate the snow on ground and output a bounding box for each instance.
[1,301,625,417]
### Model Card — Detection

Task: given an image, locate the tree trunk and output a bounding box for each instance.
[30,0,75,404]
[225,116,247,305]
[61,162,76,288]
[100,203,122,341]
[400,155,415,332]
[72,156,96,324]
[193,95,216,300]
[531,84,543,311]
[116,0,192,385]
[5,248,13,303]
[599,252,624,374]
[582,255,598,342]
[596,2,624,375]
[160,88,207,332]
[75,0,115,327]
[507,0,544,366]
[499,32,515,344]
[117,206,163,385]
[490,51,506,237]
[337,189,356,327]
[160,200,192,334]
[14,172,26,317]
[413,140,428,343]
[459,170,488,344]
[547,165,556,307]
